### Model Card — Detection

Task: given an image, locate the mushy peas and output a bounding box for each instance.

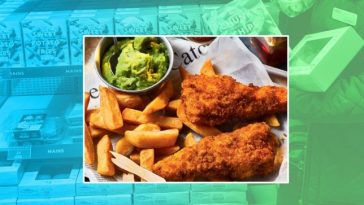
[101,37,169,90]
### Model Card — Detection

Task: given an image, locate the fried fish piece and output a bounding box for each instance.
[181,75,287,126]
[152,123,282,181]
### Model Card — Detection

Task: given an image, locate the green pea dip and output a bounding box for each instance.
[101,37,169,90]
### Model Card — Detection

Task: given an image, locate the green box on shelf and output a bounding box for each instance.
[69,9,114,65]
[191,184,247,192]
[200,4,223,35]
[114,7,158,35]
[134,192,190,205]
[290,26,364,92]
[191,192,247,204]
[18,161,79,199]
[22,11,71,67]
[0,12,28,68]
[134,184,190,193]
[202,0,280,35]
[76,169,133,196]
[159,5,202,35]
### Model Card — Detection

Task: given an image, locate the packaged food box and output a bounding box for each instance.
[191,184,247,192]
[290,26,364,92]
[0,12,27,68]
[134,192,190,205]
[67,124,82,137]
[22,11,71,67]
[200,4,223,35]
[114,7,158,35]
[159,5,202,35]
[76,169,132,196]
[18,161,79,199]
[69,9,114,65]
[202,0,280,35]
[0,160,24,185]
[275,0,316,18]
[13,113,46,140]
[191,192,247,204]
[65,103,82,126]
[11,113,63,145]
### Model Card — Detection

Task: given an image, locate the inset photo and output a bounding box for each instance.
[83,36,288,183]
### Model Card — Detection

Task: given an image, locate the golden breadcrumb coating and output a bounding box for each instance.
[181,75,287,126]
[152,123,282,181]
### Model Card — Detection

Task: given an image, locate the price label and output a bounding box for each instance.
[7,146,31,160]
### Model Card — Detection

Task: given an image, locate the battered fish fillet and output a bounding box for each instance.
[181,75,287,126]
[152,123,282,181]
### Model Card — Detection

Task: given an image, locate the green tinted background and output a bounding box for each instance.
[275,0,364,204]
[1,0,364,204]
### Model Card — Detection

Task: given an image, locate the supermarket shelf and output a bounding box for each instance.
[17,0,232,12]
[7,66,82,79]
[7,141,82,160]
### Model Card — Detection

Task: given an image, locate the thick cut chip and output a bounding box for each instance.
[96,135,115,176]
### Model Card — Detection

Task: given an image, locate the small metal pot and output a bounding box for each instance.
[94,36,174,93]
